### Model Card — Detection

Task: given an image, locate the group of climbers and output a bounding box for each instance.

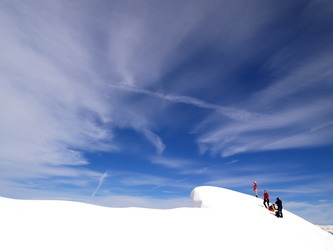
[253,181,283,218]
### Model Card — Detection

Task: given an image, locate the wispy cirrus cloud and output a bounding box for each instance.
[108,83,262,122]
[0,0,180,169]
[0,1,116,168]
[149,156,197,169]
[195,50,333,157]
[1,0,311,170]
[172,0,333,158]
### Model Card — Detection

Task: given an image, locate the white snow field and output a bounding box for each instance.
[320,225,333,235]
[1,186,332,250]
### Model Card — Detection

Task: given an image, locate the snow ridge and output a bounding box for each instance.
[0,186,332,250]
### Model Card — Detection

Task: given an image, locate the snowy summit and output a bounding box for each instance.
[1,186,332,250]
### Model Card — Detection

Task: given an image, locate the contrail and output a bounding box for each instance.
[91,171,108,197]
[108,83,263,122]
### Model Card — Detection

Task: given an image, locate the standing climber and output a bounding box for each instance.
[253,181,258,197]
[263,190,270,209]
[275,197,283,218]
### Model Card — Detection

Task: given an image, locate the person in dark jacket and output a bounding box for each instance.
[275,197,283,218]
[263,190,270,208]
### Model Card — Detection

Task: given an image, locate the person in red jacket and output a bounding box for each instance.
[263,190,270,208]
[253,181,258,197]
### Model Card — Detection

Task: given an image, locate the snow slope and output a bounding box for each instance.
[0,186,332,250]
[320,225,333,235]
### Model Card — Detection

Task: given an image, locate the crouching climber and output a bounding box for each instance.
[275,197,283,218]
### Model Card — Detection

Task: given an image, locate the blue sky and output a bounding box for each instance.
[1,0,333,224]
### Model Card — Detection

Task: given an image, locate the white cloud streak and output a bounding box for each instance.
[91,171,109,197]
[141,129,165,154]
[108,83,262,122]
[0,2,116,168]
[196,55,333,157]
[149,156,195,169]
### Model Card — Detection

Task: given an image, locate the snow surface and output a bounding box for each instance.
[1,186,332,250]
[319,225,333,235]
